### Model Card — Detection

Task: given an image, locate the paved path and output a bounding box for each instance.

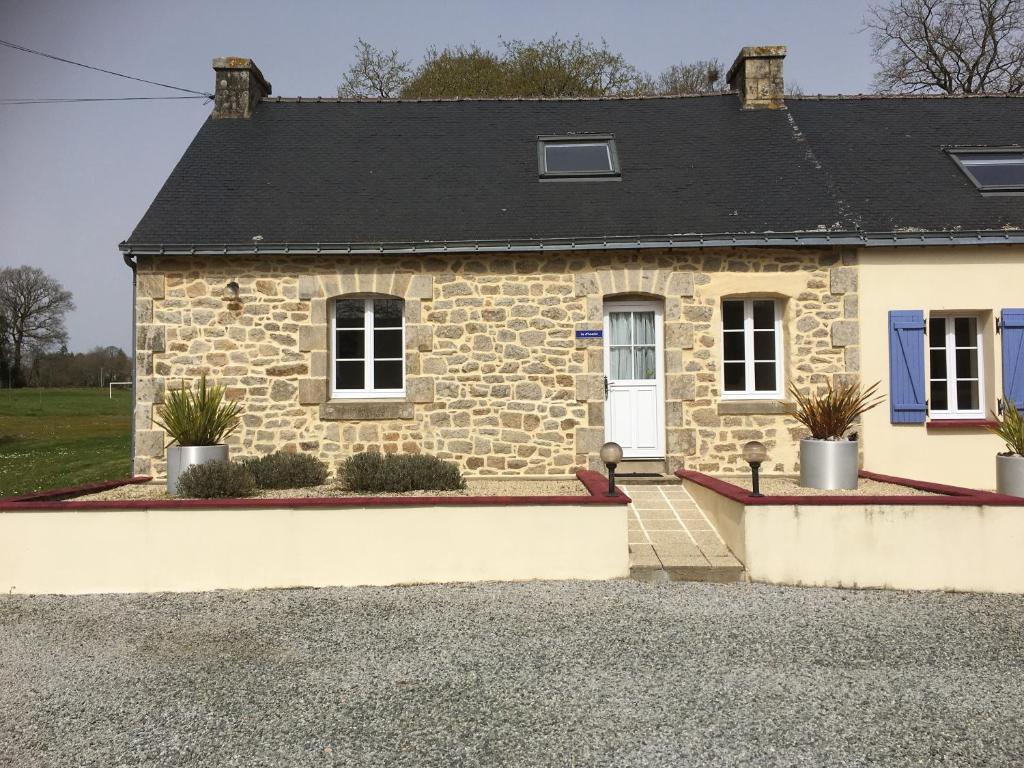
[623,483,744,578]
[2,581,1023,767]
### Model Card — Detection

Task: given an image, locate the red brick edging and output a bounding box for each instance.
[675,468,1024,507]
[0,476,153,504]
[0,469,629,512]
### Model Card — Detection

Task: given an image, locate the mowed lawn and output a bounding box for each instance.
[0,388,132,497]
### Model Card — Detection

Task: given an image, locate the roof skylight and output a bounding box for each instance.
[949,148,1024,193]
[538,135,620,180]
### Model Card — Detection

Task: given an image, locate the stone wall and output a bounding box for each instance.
[133,248,859,478]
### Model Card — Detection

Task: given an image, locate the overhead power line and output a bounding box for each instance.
[0,96,209,105]
[0,38,214,98]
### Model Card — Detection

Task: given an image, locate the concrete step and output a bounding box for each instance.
[619,474,679,485]
[618,459,667,476]
[666,565,746,583]
[630,565,746,584]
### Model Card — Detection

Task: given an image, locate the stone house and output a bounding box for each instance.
[121,46,1024,488]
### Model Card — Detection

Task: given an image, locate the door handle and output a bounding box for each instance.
[604,376,609,398]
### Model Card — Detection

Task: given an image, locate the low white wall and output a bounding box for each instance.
[684,481,748,563]
[0,503,629,595]
[683,478,1024,593]
[743,503,1024,593]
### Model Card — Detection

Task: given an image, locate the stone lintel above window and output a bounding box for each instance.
[320,400,415,421]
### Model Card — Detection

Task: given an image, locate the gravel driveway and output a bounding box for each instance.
[2,580,1022,767]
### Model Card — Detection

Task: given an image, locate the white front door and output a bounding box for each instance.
[603,301,666,459]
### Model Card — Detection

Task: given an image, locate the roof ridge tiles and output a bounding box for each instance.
[260,92,737,104]
[260,92,1024,105]
[788,92,1024,100]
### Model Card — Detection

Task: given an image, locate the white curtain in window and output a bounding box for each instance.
[634,346,656,380]
[610,348,632,379]
[633,312,655,345]
[609,313,631,345]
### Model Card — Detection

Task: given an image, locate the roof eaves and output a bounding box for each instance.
[118,229,1024,257]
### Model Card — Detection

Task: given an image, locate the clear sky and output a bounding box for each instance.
[0,0,875,352]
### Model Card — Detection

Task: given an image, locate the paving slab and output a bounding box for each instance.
[623,482,744,580]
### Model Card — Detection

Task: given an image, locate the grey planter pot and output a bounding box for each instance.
[996,454,1024,497]
[799,438,859,490]
[166,444,229,496]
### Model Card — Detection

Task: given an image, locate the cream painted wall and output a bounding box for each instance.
[0,503,628,595]
[683,479,1024,593]
[859,247,1024,488]
[742,502,1024,593]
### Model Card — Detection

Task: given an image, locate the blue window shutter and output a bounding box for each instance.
[1001,309,1024,410]
[888,310,926,423]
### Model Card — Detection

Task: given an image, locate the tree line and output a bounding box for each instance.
[0,265,129,388]
[339,1,1024,99]
[338,36,737,99]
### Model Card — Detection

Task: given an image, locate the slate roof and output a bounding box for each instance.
[123,93,1024,252]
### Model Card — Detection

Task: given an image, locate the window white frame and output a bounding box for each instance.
[330,296,405,399]
[719,298,784,400]
[928,313,985,419]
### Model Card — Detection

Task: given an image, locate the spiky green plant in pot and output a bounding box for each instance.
[790,379,884,490]
[990,397,1024,497]
[789,379,884,440]
[153,373,243,494]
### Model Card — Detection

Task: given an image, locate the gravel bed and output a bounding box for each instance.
[2,580,1022,767]
[717,475,938,496]
[75,478,586,502]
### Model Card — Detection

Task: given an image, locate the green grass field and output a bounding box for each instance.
[0,388,132,497]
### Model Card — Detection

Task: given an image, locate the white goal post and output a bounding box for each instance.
[109,381,132,398]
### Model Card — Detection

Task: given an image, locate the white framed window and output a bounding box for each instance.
[331,296,405,399]
[720,298,784,399]
[928,314,984,418]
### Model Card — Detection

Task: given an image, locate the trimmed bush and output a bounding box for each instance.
[241,451,330,490]
[339,451,466,493]
[175,460,256,499]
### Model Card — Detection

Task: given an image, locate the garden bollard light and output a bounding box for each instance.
[600,441,624,497]
[742,440,767,498]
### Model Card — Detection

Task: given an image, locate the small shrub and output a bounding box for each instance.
[339,451,466,493]
[990,397,1024,456]
[176,460,255,499]
[241,451,330,490]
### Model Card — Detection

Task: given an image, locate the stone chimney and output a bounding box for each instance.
[726,46,786,110]
[212,57,272,119]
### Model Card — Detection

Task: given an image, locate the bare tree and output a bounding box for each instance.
[652,59,728,95]
[0,313,9,388]
[0,266,74,387]
[866,0,1024,93]
[338,38,412,98]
